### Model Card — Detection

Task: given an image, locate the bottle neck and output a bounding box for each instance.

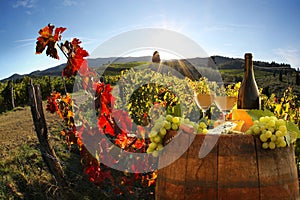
[244,55,254,78]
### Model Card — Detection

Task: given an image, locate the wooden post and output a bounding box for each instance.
[10,80,15,109]
[28,83,67,187]
[296,72,300,86]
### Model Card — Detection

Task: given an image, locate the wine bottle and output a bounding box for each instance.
[237,53,261,109]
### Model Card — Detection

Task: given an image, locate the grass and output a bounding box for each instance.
[0,105,155,200]
[0,140,58,199]
[0,106,112,199]
[0,138,113,200]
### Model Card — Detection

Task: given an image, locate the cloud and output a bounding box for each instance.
[12,0,37,8]
[273,48,300,68]
[13,38,36,49]
[63,0,77,6]
[203,25,229,32]
[14,38,36,43]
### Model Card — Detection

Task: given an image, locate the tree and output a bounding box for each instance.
[1,80,15,110]
[0,95,4,113]
[296,72,300,86]
[279,70,283,82]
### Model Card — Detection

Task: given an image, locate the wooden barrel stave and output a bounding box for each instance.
[184,134,218,199]
[218,134,260,200]
[156,134,299,200]
[156,131,192,200]
[255,137,299,200]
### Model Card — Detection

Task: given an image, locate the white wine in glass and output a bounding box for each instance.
[194,93,214,118]
[214,96,237,121]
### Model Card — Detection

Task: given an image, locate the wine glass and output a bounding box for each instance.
[214,83,237,121]
[194,92,214,119]
[214,96,237,120]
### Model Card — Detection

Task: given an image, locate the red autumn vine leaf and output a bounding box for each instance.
[94,83,115,116]
[46,91,61,114]
[115,133,131,149]
[61,129,77,145]
[78,59,96,90]
[62,38,91,78]
[61,93,72,106]
[93,81,104,94]
[132,139,145,150]
[147,171,157,186]
[98,115,115,136]
[95,169,115,185]
[76,126,85,147]
[112,110,133,133]
[104,84,116,108]
[46,95,58,113]
[36,23,66,59]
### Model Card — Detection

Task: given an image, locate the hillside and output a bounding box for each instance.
[1,55,296,82]
[1,55,299,103]
[1,56,153,82]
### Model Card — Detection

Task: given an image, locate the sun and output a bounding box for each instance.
[121,48,182,61]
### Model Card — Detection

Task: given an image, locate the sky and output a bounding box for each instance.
[0,0,300,80]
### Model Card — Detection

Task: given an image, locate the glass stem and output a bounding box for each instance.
[223,111,228,121]
[202,109,206,119]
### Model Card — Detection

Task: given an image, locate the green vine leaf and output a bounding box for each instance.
[287,121,300,141]
[246,109,274,121]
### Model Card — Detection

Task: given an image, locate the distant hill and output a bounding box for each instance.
[88,56,153,68]
[1,55,299,102]
[1,56,153,82]
[211,55,294,73]
[3,73,24,82]
[1,55,295,82]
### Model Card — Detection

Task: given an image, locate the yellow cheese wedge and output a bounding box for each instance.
[232,109,254,132]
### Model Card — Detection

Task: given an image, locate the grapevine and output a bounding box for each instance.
[37,24,157,196]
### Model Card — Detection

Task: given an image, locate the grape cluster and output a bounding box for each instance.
[197,121,209,134]
[146,115,208,156]
[246,116,288,149]
[180,118,208,134]
[146,115,179,157]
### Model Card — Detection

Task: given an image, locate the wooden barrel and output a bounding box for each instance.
[155,134,299,200]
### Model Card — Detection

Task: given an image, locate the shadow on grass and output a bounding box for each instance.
[59,142,155,200]
[0,132,155,200]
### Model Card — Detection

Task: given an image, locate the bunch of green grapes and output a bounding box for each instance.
[246,116,288,149]
[147,115,208,156]
[180,118,208,134]
[146,115,180,156]
[198,122,209,133]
